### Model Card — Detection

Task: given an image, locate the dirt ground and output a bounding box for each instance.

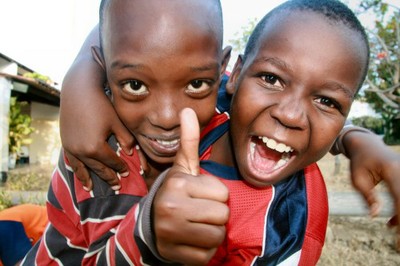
[317,150,400,266]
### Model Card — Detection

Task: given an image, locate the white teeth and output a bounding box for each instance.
[260,136,293,154]
[267,139,277,150]
[276,143,286,153]
[156,139,179,146]
[250,141,256,155]
[251,136,293,172]
[274,159,288,170]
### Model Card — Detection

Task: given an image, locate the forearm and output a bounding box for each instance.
[60,24,109,148]
[330,124,374,157]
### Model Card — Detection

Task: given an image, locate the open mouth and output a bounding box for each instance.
[144,135,181,154]
[249,136,294,174]
[154,138,180,148]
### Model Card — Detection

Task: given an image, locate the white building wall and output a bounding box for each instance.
[29,102,60,165]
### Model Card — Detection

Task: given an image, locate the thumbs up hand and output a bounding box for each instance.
[153,108,229,266]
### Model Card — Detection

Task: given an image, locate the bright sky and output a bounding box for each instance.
[0,0,397,87]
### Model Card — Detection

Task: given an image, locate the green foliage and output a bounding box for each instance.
[357,0,400,144]
[351,115,384,134]
[23,72,51,83]
[8,97,34,154]
[6,169,51,192]
[0,165,51,208]
[229,17,258,54]
[0,190,12,211]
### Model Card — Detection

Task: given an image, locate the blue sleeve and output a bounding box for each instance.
[216,74,232,113]
[0,221,32,266]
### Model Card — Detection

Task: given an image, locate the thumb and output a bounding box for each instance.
[351,170,381,217]
[174,108,200,176]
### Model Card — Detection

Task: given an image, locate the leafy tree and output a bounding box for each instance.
[23,72,52,84]
[8,97,34,154]
[352,115,384,134]
[357,0,400,143]
[229,17,258,55]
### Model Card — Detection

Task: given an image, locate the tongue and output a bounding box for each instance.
[252,139,282,172]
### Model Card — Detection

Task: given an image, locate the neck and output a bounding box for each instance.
[208,132,235,167]
[143,158,171,190]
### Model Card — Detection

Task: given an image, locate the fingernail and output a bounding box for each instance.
[139,167,144,176]
[120,171,129,178]
[111,184,121,191]
[83,186,91,192]
[370,202,381,217]
[135,145,140,150]
[127,148,133,155]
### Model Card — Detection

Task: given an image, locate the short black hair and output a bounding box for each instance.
[244,0,370,90]
[98,0,224,51]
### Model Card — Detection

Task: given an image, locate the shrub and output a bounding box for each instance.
[352,116,384,135]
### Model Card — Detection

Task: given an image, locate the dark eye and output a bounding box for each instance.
[121,80,148,95]
[261,74,284,89]
[315,97,340,110]
[264,74,278,84]
[190,80,204,89]
[187,80,212,94]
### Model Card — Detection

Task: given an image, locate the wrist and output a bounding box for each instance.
[331,125,374,158]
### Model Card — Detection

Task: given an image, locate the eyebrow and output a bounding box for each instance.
[324,81,355,99]
[110,61,219,73]
[110,61,144,70]
[189,62,219,72]
[254,57,293,73]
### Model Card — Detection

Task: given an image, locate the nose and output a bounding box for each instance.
[269,93,308,131]
[147,91,180,130]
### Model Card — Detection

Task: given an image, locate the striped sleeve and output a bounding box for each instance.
[21,149,166,265]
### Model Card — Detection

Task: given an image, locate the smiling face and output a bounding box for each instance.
[101,0,228,166]
[227,11,368,187]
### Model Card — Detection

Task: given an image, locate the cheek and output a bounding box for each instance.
[309,121,343,160]
[192,97,218,130]
[197,106,216,130]
[231,87,268,127]
[113,102,143,132]
[229,94,258,152]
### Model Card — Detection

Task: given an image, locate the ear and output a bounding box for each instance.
[91,46,112,99]
[220,46,232,77]
[91,46,106,71]
[226,54,243,95]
